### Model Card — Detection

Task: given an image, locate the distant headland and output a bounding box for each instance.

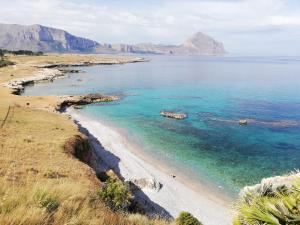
[0,23,225,55]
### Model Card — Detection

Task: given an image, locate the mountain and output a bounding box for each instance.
[0,23,103,52]
[111,32,225,55]
[0,23,226,55]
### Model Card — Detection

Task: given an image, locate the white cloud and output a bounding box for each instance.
[0,0,300,55]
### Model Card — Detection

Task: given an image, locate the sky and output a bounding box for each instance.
[1,0,300,55]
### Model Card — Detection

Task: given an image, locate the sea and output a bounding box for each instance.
[24,55,300,196]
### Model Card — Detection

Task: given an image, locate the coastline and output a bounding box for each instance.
[1,54,232,224]
[66,107,232,225]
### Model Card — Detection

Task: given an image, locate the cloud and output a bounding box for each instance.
[0,0,300,55]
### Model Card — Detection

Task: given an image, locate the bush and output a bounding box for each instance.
[97,178,132,211]
[35,191,59,213]
[233,178,300,225]
[176,211,202,225]
[0,60,14,68]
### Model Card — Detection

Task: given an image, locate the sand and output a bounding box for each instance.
[66,108,232,225]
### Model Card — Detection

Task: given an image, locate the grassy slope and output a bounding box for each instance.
[0,54,170,225]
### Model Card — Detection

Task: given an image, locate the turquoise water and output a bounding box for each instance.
[24,56,300,194]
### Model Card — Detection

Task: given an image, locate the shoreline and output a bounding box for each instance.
[2,54,232,224]
[3,56,146,95]
[66,107,232,225]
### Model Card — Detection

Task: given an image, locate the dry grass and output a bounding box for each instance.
[0,54,170,225]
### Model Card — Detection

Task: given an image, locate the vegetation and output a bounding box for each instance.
[0,49,14,67]
[0,59,14,68]
[97,178,133,212]
[233,178,300,225]
[0,49,43,56]
[175,211,202,225]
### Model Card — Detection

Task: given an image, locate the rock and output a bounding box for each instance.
[58,93,119,110]
[74,105,83,109]
[3,68,64,95]
[128,178,162,192]
[239,119,248,125]
[160,111,187,120]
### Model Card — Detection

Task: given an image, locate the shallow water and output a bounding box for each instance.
[24,55,300,194]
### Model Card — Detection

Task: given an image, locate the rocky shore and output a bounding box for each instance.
[57,93,119,111]
[3,56,146,95]
[3,68,65,94]
[37,57,148,68]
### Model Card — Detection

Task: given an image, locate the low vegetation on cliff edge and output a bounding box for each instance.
[233,175,300,225]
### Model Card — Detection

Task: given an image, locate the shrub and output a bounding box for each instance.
[35,191,60,213]
[97,178,132,211]
[175,211,202,225]
[0,60,14,68]
[233,178,300,225]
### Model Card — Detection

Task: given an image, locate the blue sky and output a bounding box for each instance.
[1,0,300,55]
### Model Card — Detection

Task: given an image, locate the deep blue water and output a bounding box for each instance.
[24,55,300,194]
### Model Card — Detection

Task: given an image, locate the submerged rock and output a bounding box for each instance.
[160,111,187,120]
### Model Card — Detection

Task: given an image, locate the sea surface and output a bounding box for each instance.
[24,55,300,195]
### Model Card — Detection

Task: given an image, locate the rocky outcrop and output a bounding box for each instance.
[58,93,119,110]
[160,111,187,119]
[3,68,64,94]
[128,178,162,192]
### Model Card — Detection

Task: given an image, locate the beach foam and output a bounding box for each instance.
[67,107,232,225]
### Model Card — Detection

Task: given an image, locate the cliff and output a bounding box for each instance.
[0,23,102,52]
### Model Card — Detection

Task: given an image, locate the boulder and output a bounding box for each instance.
[239,119,248,125]
[128,178,162,192]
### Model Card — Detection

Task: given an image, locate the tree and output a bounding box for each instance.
[0,49,4,60]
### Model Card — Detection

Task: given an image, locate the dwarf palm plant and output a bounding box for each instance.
[234,179,300,225]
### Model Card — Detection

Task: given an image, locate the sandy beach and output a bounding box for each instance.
[66,107,232,225]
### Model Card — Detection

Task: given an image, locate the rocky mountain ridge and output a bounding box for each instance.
[0,23,226,55]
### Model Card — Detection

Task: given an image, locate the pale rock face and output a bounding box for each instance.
[0,23,226,55]
[0,23,99,52]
